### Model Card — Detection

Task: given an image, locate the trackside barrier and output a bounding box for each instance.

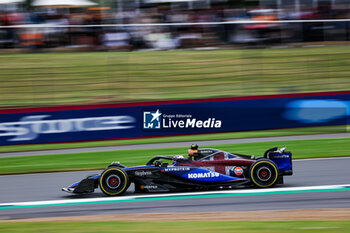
[0,91,349,146]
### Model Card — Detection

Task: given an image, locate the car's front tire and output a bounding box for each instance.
[99,167,130,196]
[249,159,279,188]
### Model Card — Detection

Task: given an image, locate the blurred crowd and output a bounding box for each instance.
[1,0,350,51]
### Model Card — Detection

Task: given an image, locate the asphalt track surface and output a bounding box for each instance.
[1,157,350,220]
[1,132,350,158]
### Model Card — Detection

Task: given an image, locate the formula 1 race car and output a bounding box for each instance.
[62,146,293,196]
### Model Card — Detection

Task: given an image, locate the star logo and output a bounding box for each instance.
[151,109,161,122]
[143,109,162,129]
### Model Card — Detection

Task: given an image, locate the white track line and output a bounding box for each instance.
[1,184,349,208]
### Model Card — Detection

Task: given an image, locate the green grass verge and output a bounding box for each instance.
[0,126,344,153]
[1,46,350,108]
[0,137,349,175]
[0,221,349,233]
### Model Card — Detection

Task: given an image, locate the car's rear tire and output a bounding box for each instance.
[99,167,130,196]
[249,159,279,188]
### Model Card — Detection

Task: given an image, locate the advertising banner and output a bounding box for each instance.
[0,91,349,146]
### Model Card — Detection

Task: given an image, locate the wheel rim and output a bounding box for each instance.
[257,166,271,182]
[106,174,121,189]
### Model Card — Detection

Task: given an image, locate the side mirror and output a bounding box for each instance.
[154,160,162,167]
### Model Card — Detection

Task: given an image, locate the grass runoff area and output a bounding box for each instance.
[0,137,349,175]
[0,221,349,233]
[0,126,344,153]
[1,45,350,108]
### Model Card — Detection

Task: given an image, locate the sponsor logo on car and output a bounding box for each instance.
[233,167,244,176]
[270,154,290,158]
[134,171,153,176]
[187,172,220,179]
[164,167,191,172]
[142,185,158,189]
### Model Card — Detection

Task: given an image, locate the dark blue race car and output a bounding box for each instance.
[62,146,293,196]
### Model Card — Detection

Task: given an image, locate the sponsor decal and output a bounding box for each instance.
[233,167,244,176]
[164,167,191,172]
[134,171,152,176]
[187,172,220,179]
[270,154,290,158]
[143,185,158,189]
[0,115,135,141]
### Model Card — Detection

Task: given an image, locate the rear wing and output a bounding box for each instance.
[264,147,293,176]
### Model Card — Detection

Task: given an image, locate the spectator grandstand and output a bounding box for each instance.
[0,0,349,50]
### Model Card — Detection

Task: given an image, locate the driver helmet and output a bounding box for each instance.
[188,144,199,157]
[190,144,199,150]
